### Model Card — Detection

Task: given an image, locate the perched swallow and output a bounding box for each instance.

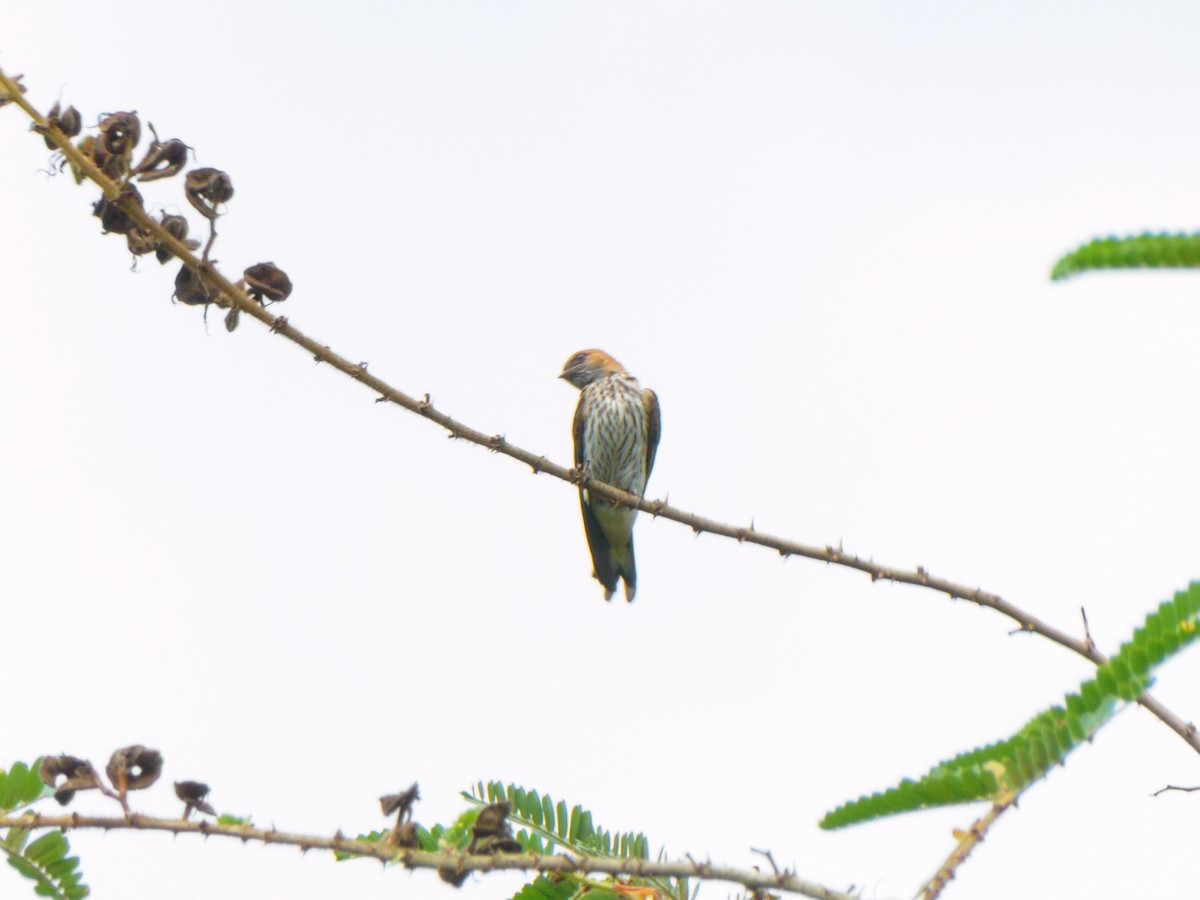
[560,349,661,601]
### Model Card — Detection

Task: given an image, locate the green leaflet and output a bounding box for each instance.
[465,781,684,900]
[823,583,1200,829]
[0,761,51,812]
[1,761,90,898]
[3,830,89,899]
[1050,232,1200,280]
[511,876,578,900]
[465,781,650,861]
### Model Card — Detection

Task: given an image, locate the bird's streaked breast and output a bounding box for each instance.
[580,373,650,502]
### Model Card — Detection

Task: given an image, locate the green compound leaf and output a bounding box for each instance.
[465,782,685,900]
[0,761,51,812]
[823,583,1200,829]
[465,782,650,861]
[3,829,89,899]
[511,875,578,900]
[1050,232,1200,280]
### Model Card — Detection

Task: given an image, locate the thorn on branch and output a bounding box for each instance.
[1080,606,1096,654]
[750,847,780,875]
[270,315,289,333]
[313,346,329,363]
[487,434,506,452]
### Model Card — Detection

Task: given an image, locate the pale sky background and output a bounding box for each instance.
[4,3,1200,898]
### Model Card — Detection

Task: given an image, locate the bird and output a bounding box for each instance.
[559,349,661,601]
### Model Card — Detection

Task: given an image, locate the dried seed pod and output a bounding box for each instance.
[185,167,234,219]
[57,105,82,137]
[480,835,523,855]
[467,802,521,855]
[0,73,27,107]
[90,137,128,180]
[173,264,217,306]
[106,745,163,794]
[131,136,189,182]
[39,755,102,806]
[387,822,420,849]
[35,101,82,149]
[471,802,511,839]
[380,783,420,820]
[126,226,158,257]
[155,213,200,264]
[174,780,217,818]
[92,185,144,236]
[437,868,469,888]
[98,110,141,156]
[242,262,293,305]
[224,307,240,332]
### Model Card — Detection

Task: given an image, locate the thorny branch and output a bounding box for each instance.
[0,814,863,900]
[919,789,1019,900]
[0,66,1196,763]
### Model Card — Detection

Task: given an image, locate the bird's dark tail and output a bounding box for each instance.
[615,543,636,602]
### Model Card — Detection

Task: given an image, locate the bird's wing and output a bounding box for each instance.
[643,388,661,483]
[572,393,587,468]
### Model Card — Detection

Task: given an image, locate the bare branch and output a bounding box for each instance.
[919,790,1019,900]
[2,65,1198,763]
[1152,784,1200,797]
[0,814,865,900]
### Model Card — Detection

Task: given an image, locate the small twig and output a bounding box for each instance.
[0,814,865,900]
[1152,784,1200,797]
[918,790,1019,900]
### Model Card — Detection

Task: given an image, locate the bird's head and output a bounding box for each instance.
[559,349,625,389]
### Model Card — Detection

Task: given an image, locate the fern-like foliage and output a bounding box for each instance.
[0,762,50,813]
[511,876,580,900]
[3,828,90,900]
[465,782,652,861]
[464,782,685,900]
[1,761,90,899]
[823,583,1200,829]
[1050,232,1200,280]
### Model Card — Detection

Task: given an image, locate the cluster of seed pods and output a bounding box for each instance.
[32,99,292,332]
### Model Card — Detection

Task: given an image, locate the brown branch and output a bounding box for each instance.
[1152,784,1200,797]
[0,814,864,900]
[2,66,1198,762]
[919,790,1019,900]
